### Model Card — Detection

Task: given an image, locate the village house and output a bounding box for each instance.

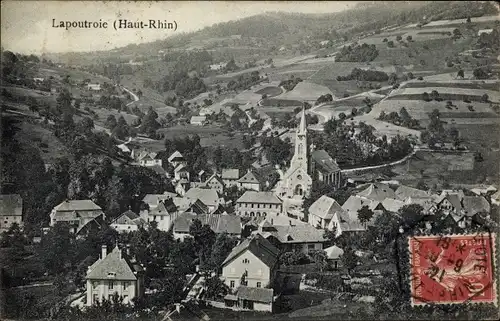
[168,151,187,168]
[221,169,241,187]
[86,245,144,306]
[327,195,385,237]
[394,185,432,201]
[224,286,275,312]
[135,151,163,168]
[237,170,262,191]
[221,234,278,312]
[146,199,179,231]
[324,245,344,270]
[175,180,191,196]
[0,194,23,232]
[110,210,146,233]
[308,195,345,229]
[356,183,396,202]
[141,192,176,211]
[190,115,207,126]
[184,188,225,213]
[203,174,225,193]
[174,164,190,181]
[253,223,326,254]
[50,200,105,234]
[236,191,283,217]
[431,190,491,227]
[172,213,242,241]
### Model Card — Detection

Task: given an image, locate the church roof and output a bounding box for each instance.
[311,150,340,174]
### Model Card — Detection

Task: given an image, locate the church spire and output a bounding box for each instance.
[298,105,307,134]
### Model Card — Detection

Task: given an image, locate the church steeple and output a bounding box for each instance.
[298,105,307,135]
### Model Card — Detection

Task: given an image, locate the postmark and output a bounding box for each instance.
[408,233,497,306]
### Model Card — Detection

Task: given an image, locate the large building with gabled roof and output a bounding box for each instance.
[86,245,144,306]
[50,200,105,234]
[275,107,341,200]
[221,234,279,290]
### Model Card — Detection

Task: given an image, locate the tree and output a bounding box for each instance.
[189,219,216,269]
[279,251,310,266]
[357,205,374,226]
[481,93,489,103]
[457,69,465,79]
[452,28,462,39]
[430,90,440,101]
[406,35,413,42]
[341,247,358,275]
[208,233,238,270]
[309,249,328,271]
[407,72,414,80]
[396,35,402,41]
[473,67,489,79]
[104,115,117,130]
[387,40,394,48]
[422,92,430,101]
[204,275,230,301]
[38,222,76,275]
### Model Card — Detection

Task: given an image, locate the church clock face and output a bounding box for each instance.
[297,174,302,180]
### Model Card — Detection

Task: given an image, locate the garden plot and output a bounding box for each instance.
[345,114,421,140]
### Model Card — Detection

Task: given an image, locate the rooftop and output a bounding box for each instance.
[87,246,139,281]
[237,170,261,184]
[311,150,340,174]
[173,213,242,235]
[356,183,396,202]
[53,200,102,212]
[184,188,222,207]
[395,185,431,201]
[308,195,344,220]
[222,234,278,268]
[237,191,282,204]
[225,286,274,304]
[257,224,327,244]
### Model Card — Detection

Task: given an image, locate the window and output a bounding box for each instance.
[123,281,130,291]
[107,272,116,278]
[109,281,114,290]
[92,281,99,289]
[243,258,250,264]
[251,204,254,208]
[230,281,235,288]
[93,294,99,303]
[308,244,315,250]
[256,282,262,288]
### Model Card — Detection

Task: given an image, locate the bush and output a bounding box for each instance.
[417,76,424,81]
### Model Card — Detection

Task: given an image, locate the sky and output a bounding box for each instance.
[1,1,356,54]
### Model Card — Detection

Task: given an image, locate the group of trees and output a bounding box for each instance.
[227,71,262,92]
[336,43,379,62]
[337,67,389,82]
[316,93,334,104]
[260,135,292,166]
[378,107,420,129]
[279,76,303,91]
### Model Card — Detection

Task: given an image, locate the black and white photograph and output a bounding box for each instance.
[1,1,499,320]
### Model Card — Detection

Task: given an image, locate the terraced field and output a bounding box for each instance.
[388,86,500,102]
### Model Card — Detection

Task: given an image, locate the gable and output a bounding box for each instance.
[222,249,270,273]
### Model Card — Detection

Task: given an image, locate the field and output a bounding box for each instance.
[404,80,499,90]
[346,114,422,140]
[271,81,334,102]
[156,124,245,150]
[373,99,496,120]
[388,86,500,102]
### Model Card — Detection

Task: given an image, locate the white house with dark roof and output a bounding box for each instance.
[110,210,145,233]
[431,190,491,227]
[204,174,225,193]
[308,195,345,229]
[86,245,144,306]
[237,170,262,191]
[168,151,186,168]
[221,234,279,291]
[222,169,241,187]
[253,223,327,254]
[50,200,105,234]
[147,199,179,231]
[236,191,283,217]
[137,151,162,168]
[0,194,23,232]
[174,163,190,181]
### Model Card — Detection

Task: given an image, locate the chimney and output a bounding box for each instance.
[101,245,107,259]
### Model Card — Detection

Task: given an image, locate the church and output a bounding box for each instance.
[276,107,342,199]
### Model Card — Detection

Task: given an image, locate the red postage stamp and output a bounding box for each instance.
[408,233,497,306]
